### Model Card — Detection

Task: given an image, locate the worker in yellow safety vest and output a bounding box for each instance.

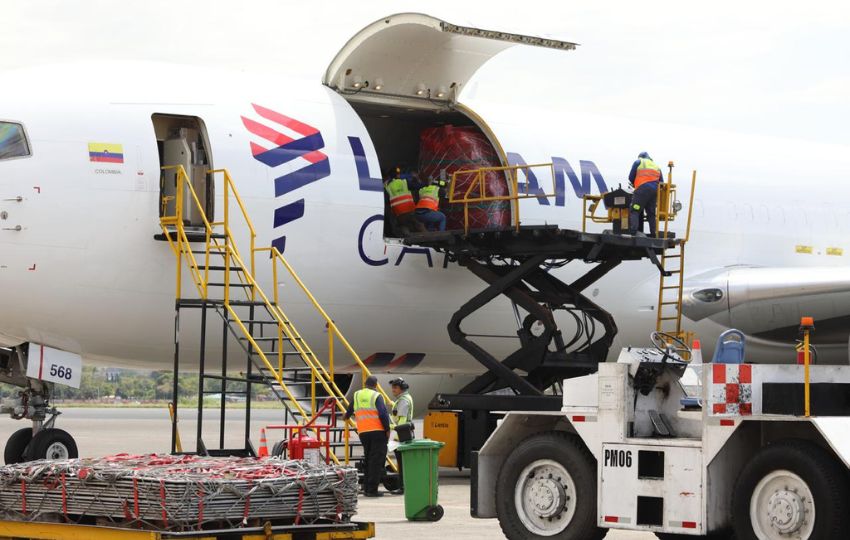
[343,375,391,497]
[414,178,447,231]
[384,172,426,235]
[627,151,664,236]
[390,378,414,428]
[389,377,414,494]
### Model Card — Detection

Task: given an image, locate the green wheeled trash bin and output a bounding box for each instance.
[395,438,445,521]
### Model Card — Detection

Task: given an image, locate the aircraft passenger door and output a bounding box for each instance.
[152,114,214,228]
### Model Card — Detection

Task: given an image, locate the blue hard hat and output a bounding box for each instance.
[638,151,651,159]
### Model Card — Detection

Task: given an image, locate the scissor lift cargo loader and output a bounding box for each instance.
[473,341,850,539]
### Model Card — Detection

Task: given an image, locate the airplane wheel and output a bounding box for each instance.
[24,428,78,461]
[4,428,32,464]
[732,439,849,540]
[496,432,605,540]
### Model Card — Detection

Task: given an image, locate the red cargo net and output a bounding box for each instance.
[0,454,358,531]
[418,125,511,230]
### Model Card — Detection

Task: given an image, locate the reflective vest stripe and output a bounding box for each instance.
[416,186,440,211]
[392,392,414,425]
[390,194,415,208]
[353,389,384,433]
[386,179,416,215]
[634,158,662,188]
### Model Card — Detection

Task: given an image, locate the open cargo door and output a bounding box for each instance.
[324,12,577,106]
[325,13,577,237]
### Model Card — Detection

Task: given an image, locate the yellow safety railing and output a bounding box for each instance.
[167,403,183,453]
[159,165,395,469]
[580,168,697,241]
[653,168,697,344]
[254,246,396,419]
[578,163,698,346]
[800,317,814,417]
[582,194,627,232]
[449,163,556,234]
[655,168,697,243]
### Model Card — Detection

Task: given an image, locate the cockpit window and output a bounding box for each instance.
[0,122,30,160]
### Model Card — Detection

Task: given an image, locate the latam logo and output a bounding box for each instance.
[508,152,608,204]
[241,104,331,252]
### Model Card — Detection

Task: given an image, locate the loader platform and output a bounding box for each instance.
[409,163,695,468]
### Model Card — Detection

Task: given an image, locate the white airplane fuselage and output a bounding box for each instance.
[1,60,849,387]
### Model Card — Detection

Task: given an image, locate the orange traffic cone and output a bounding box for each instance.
[691,339,703,364]
[258,428,269,458]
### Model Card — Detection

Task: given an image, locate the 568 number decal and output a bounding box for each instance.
[25,344,82,389]
[49,364,73,380]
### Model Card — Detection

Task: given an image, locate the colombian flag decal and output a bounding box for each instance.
[88,142,124,164]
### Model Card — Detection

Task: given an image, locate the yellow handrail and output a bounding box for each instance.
[683,171,697,243]
[210,169,257,293]
[160,166,207,299]
[159,165,397,470]
[167,403,183,453]
[800,318,813,417]
[159,166,252,301]
[256,247,395,410]
[449,163,556,234]
[581,194,622,232]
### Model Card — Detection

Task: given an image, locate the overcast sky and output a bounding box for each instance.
[3,0,848,145]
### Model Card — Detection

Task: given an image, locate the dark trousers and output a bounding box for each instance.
[415,209,447,231]
[360,431,388,494]
[629,181,659,235]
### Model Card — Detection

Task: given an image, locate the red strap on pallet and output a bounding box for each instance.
[295,477,305,525]
[160,479,168,526]
[242,480,252,523]
[197,487,204,528]
[20,480,26,515]
[60,473,67,518]
[133,477,140,521]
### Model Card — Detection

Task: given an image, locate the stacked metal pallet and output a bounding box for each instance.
[0,454,358,531]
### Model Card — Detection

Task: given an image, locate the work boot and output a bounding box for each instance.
[363,492,384,498]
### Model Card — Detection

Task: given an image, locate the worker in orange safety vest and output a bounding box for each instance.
[344,375,391,497]
[414,177,447,231]
[385,172,426,235]
[627,151,664,236]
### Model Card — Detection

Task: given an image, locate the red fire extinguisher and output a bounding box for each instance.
[288,430,323,466]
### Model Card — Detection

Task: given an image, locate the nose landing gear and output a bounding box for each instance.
[0,346,79,464]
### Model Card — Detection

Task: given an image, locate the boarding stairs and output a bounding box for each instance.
[159,166,395,472]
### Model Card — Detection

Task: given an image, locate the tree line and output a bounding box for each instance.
[0,367,271,402]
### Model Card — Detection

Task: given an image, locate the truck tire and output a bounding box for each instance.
[496,432,604,540]
[732,439,850,540]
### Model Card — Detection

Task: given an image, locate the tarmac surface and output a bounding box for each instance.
[0,407,654,539]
